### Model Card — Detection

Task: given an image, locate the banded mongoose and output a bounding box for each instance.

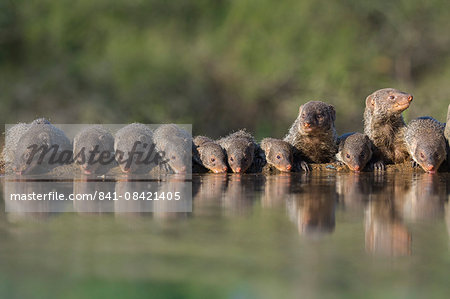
[217,129,261,173]
[13,119,72,174]
[405,117,446,173]
[364,88,413,169]
[73,126,115,175]
[153,124,192,174]
[336,133,373,172]
[114,123,155,174]
[284,101,338,168]
[260,138,294,172]
[193,136,227,173]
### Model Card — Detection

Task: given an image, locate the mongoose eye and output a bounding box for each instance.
[276,154,281,159]
[230,156,234,162]
[389,95,395,100]
[171,155,176,160]
[361,153,365,158]
[346,154,350,159]
[420,152,425,159]
[211,157,216,162]
[317,114,323,119]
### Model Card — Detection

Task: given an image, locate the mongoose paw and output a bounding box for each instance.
[300,161,310,172]
[411,160,420,168]
[371,161,385,171]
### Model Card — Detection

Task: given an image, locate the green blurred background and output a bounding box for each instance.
[1,0,449,139]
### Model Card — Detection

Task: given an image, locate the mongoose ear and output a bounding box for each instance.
[365,94,375,109]
[298,105,304,114]
[329,105,336,122]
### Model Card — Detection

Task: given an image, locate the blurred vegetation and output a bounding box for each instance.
[0,0,449,139]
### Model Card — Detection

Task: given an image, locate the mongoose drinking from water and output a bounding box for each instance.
[193,136,227,173]
[336,133,373,172]
[405,117,446,173]
[364,88,413,169]
[284,101,338,168]
[260,138,294,172]
[13,119,72,174]
[73,126,115,175]
[114,123,155,174]
[153,124,192,174]
[217,129,261,173]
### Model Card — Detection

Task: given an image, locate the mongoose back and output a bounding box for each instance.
[2,122,30,172]
[405,117,446,173]
[193,136,227,173]
[260,138,294,172]
[114,123,155,174]
[364,88,413,168]
[284,101,337,164]
[13,119,72,174]
[217,130,258,173]
[336,133,373,172]
[74,126,115,175]
[153,124,192,174]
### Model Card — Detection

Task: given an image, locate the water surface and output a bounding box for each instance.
[1,172,450,298]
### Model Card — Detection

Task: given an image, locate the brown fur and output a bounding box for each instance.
[336,133,373,172]
[405,117,446,173]
[284,101,338,164]
[364,88,413,165]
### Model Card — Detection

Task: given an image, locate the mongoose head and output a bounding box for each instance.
[114,127,155,174]
[411,140,446,173]
[197,142,228,173]
[227,138,255,173]
[260,138,293,172]
[74,126,115,175]
[365,88,413,118]
[297,101,336,135]
[161,137,192,174]
[13,124,71,175]
[338,133,373,172]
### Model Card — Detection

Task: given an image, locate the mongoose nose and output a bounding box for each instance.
[235,167,242,173]
[425,165,435,172]
[353,165,361,171]
[304,122,311,128]
[286,164,292,171]
[407,95,413,102]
